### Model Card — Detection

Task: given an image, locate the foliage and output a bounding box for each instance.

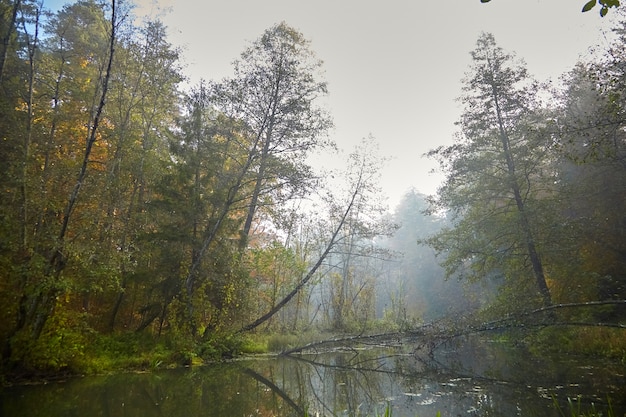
[426,33,555,310]
[528,326,626,360]
[581,0,620,16]
[265,332,300,352]
[8,307,92,373]
[1,0,626,380]
[198,332,251,361]
[209,21,333,250]
[480,0,621,17]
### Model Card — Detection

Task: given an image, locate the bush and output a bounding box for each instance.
[198,333,249,361]
[9,309,92,374]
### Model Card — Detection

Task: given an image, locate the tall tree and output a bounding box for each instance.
[103,18,183,331]
[6,0,118,363]
[210,21,333,250]
[143,83,255,336]
[426,33,554,310]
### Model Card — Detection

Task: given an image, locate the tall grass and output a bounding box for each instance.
[553,395,615,417]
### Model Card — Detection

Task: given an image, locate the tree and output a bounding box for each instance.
[319,138,396,331]
[103,18,183,331]
[209,21,333,251]
[3,0,118,366]
[426,33,554,310]
[142,84,253,336]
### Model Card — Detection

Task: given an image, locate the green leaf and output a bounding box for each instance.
[480,0,492,3]
[582,0,597,12]
[600,5,609,15]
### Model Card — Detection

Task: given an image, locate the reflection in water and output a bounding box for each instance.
[1,338,624,417]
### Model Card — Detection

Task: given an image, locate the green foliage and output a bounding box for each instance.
[266,333,300,352]
[198,333,247,361]
[57,331,214,374]
[198,333,268,358]
[481,0,621,16]
[238,336,267,354]
[9,307,92,373]
[426,33,554,308]
[582,0,620,16]
[527,327,626,360]
[264,330,335,353]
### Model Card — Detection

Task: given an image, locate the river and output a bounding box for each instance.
[2,336,624,416]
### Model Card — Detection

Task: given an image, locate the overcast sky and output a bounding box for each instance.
[49,0,619,208]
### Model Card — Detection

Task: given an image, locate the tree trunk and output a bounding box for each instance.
[492,82,552,307]
[239,74,281,251]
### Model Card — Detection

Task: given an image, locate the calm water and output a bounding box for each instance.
[2,337,625,417]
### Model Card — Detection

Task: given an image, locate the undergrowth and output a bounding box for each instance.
[527,326,626,361]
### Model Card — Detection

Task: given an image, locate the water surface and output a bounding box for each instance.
[2,338,624,416]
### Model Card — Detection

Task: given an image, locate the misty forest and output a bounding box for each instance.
[0,0,625,415]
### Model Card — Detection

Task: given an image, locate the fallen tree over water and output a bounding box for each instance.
[280,299,626,356]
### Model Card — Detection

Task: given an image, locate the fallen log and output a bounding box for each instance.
[281,300,626,356]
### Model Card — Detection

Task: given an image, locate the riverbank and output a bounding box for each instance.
[2,326,624,387]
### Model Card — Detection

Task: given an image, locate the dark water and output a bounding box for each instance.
[1,337,624,417]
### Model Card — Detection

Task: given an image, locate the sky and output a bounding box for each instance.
[48,0,619,209]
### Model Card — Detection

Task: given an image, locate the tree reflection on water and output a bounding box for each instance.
[2,338,624,417]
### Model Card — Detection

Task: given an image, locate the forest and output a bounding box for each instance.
[0,0,624,378]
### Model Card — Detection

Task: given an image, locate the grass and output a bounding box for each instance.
[258,330,340,353]
[553,395,616,417]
